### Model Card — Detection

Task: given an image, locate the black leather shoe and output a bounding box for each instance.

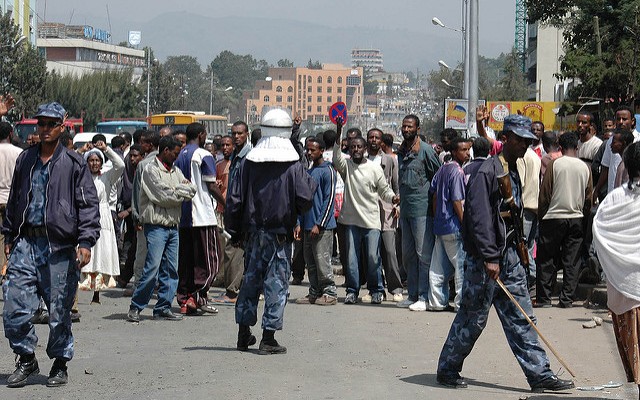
[153,309,183,321]
[436,374,468,389]
[258,339,287,355]
[46,366,68,387]
[530,375,575,392]
[7,356,39,388]
[237,333,257,351]
[127,308,140,322]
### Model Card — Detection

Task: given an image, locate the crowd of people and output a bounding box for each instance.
[1,93,639,397]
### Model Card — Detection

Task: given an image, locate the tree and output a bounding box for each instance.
[483,49,529,101]
[526,0,640,106]
[210,50,269,91]
[277,58,294,68]
[0,12,47,119]
[307,59,322,69]
[163,55,208,111]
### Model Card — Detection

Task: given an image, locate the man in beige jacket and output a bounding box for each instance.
[127,136,196,322]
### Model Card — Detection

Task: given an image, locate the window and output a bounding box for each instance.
[326,106,331,112]
[276,96,282,102]
[287,96,293,102]
[263,95,270,102]
[307,96,312,102]
[337,96,342,102]
[307,76,312,83]
[347,76,361,86]
[287,86,293,92]
[327,96,332,103]
[327,76,333,84]
[317,96,322,102]
[317,86,322,93]
[327,87,332,93]
[307,106,312,112]
[251,105,257,112]
[276,86,283,92]
[317,76,322,83]
[317,106,322,112]
[308,86,312,92]
[337,77,343,84]
[337,87,342,93]
[287,105,292,111]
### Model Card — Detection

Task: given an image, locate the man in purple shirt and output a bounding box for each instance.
[428,137,471,311]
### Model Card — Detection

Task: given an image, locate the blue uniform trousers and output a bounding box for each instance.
[437,249,554,386]
[3,236,78,360]
[235,231,291,331]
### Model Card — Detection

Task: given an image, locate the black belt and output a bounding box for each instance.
[22,226,47,237]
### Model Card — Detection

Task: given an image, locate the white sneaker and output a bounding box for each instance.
[392,293,404,302]
[362,294,372,303]
[396,299,414,308]
[409,300,427,311]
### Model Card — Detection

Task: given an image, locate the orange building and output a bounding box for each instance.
[244,64,364,126]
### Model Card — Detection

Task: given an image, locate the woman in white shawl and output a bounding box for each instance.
[78,140,125,303]
[593,141,640,399]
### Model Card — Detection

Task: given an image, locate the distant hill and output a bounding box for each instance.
[114,11,509,72]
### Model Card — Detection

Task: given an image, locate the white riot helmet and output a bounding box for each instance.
[260,108,293,138]
[246,107,299,163]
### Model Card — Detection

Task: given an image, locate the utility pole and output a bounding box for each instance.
[209,68,214,115]
[467,0,478,136]
[146,49,151,117]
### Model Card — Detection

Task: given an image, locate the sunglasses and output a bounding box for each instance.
[37,120,62,128]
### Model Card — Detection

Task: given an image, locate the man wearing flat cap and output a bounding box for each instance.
[2,102,100,387]
[436,115,575,393]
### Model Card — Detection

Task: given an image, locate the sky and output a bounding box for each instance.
[33,0,517,71]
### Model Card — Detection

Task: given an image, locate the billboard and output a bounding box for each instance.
[444,99,485,130]
[486,101,570,131]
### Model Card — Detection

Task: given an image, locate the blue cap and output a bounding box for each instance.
[34,102,66,121]
[503,114,537,140]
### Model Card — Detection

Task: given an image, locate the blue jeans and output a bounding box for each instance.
[344,225,383,296]
[429,231,466,309]
[131,224,179,314]
[235,231,292,331]
[3,236,79,360]
[400,216,434,302]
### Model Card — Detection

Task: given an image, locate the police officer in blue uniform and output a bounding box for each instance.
[2,102,100,387]
[225,108,316,354]
[436,115,575,393]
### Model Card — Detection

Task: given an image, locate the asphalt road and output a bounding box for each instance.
[0,276,635,400]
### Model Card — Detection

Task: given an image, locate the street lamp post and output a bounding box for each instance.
[432,8,469,99]
[146,50,151,118]
[468,0,478,136]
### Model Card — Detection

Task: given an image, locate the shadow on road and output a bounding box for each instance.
[401,373,530,393]
[182,346,257,354]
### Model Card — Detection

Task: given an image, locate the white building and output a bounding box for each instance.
[37,23,145,79]
[351,48,384,73]
[2,0,37,45]
[526,22,565,101]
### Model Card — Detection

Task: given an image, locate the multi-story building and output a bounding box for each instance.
[244,64,364,126]
[2,0,37,45]
[37,22,145,78]
[351,48,384,73]
[526,22,565,101]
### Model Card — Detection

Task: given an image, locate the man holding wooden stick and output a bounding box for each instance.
[436,114,575,393]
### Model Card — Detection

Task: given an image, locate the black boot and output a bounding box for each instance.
[258,329,287,355]
[47,358,68,387]
[236,324,256,351]
[7,353,39,388]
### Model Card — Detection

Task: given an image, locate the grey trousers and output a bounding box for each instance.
[133,229,147,286]
[381,230,403,295]
[303,229,337,297]
[222,241,244,298]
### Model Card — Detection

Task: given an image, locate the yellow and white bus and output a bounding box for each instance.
[149,111,228,140]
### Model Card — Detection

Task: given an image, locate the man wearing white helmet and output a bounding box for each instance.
[225,108,316,354]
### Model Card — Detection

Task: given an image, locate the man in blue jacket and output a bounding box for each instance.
[225,108,315,355]
[2,102,100,388]
[436,115,574,393]
[294,136,337,305]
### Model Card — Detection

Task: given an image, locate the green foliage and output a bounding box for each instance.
[211,50,269,92]
[277,58,294,68]
[45,69,144,130]
[528,0,640,105]
[306,59,322,69]
[483,49,530,101]
[0,12,47,120]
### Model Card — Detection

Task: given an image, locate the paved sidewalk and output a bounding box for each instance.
[0,275,634,400]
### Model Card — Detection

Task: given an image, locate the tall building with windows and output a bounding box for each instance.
[351,48,384,73]
[244,64,364,126]
[526,22,565,101]
[37,22,145,78]
[2,0,38,45]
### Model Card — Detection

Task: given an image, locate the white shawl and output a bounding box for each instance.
[593,182,640,311]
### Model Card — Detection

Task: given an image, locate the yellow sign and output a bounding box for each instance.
[487,101,570,131]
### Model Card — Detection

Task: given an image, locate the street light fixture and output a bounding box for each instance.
[432,17,462,33]
[441,79,459,89]
[433,9,469,100]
